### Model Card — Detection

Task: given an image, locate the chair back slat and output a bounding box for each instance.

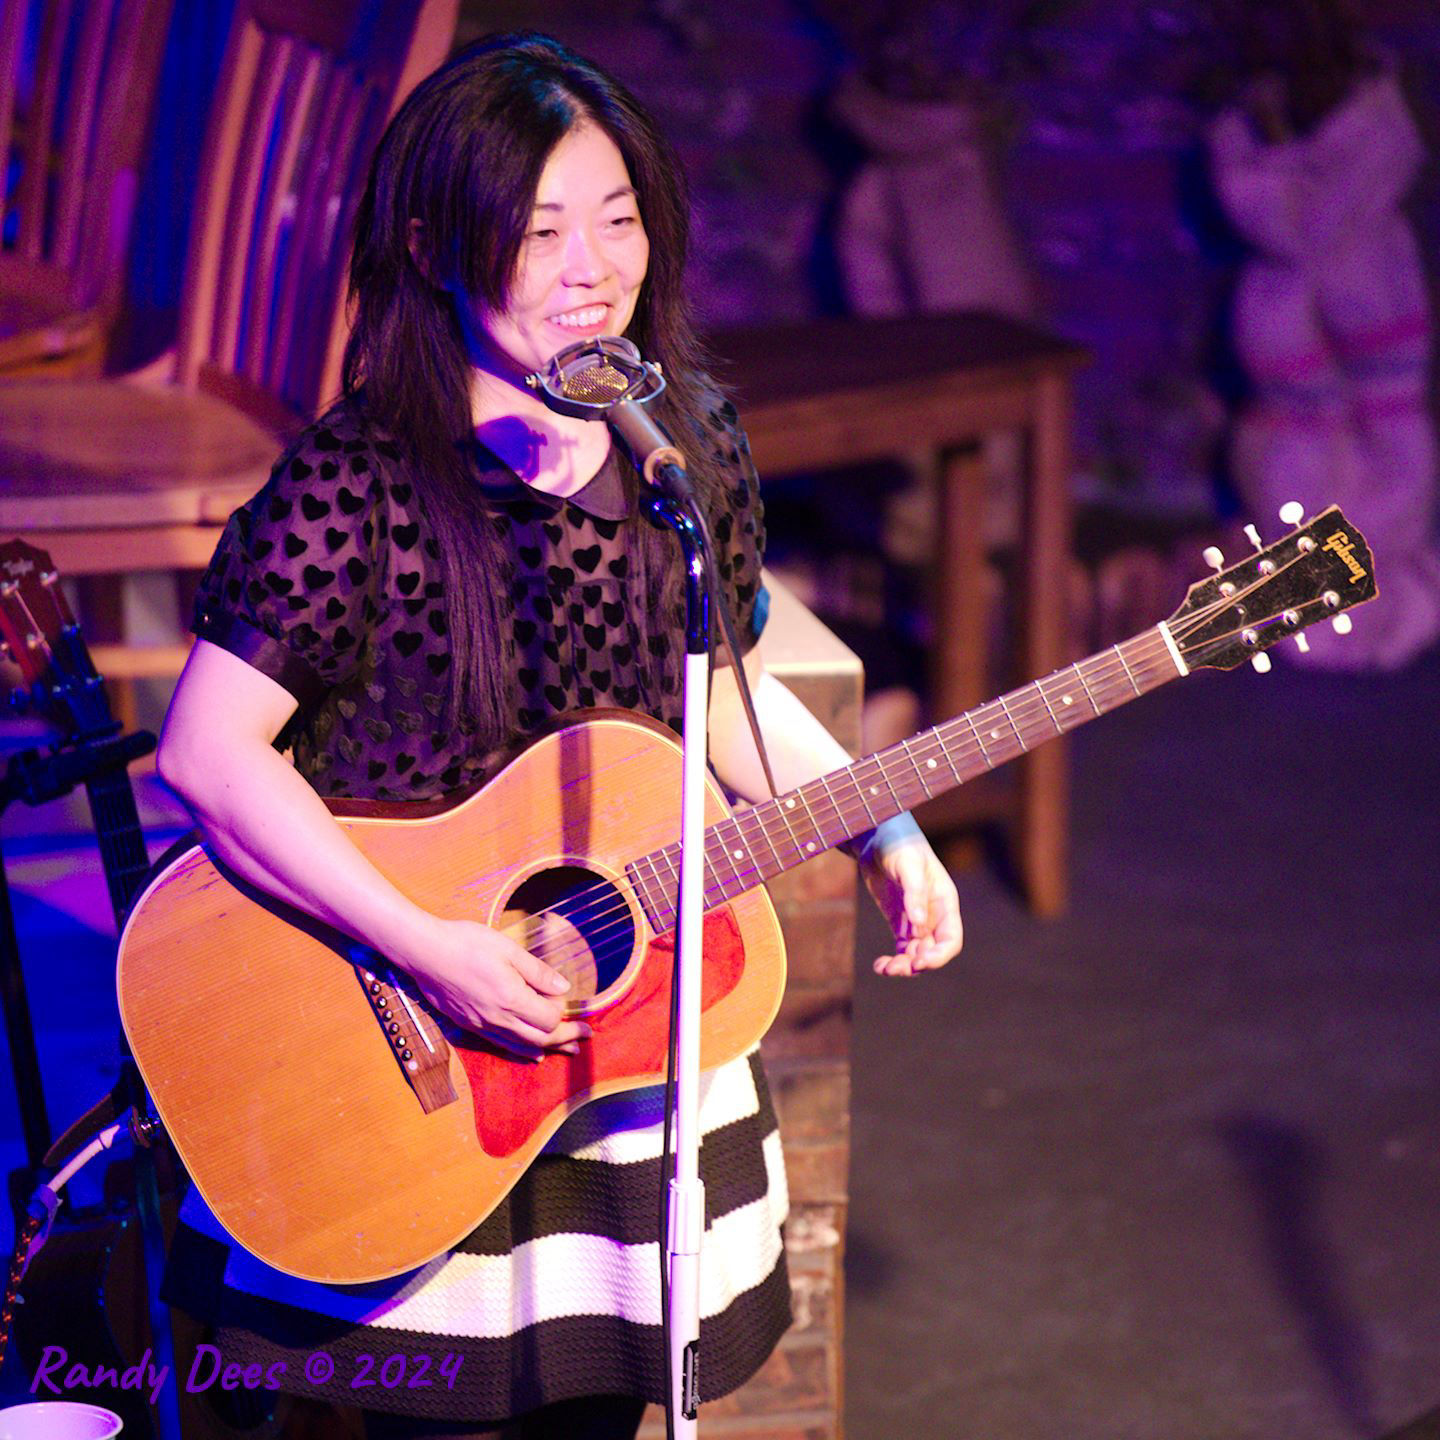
[0,4,31,240]
[209,29,291,382]
[264,60,366,402]
[175,0,458,420]
[240,46,327,385]
[12,0,70,259]
[299,83,387,410]
[48,0,115,270]
[172,17,261,391]
[72,0,146,302]
[1,0,170,310]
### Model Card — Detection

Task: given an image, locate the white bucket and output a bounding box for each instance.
[0,1401,123,1438]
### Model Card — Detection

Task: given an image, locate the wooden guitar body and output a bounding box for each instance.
[116,712,786,1284]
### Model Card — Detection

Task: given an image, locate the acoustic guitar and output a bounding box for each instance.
[115,506,1376,1284]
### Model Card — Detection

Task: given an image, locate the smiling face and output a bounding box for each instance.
[474,121,650,376]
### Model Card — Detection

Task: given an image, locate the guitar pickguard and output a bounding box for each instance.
[456,906,746,1157]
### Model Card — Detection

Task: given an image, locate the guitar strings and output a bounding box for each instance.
[515,609,1243,960]
[503,626,1199,974]
[541,573,1324,973]
[510,615,1223,969]
[448,569,1317,979]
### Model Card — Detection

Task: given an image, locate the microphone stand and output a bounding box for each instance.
[526,338,716,1433]
[641,476,709,1439]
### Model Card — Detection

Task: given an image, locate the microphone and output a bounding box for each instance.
[525,336,692,499]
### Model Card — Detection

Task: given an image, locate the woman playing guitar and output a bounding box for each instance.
[155,31,962,1439]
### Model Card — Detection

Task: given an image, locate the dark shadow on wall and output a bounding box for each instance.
[798,85,864,318]
[1174,139,1246,520]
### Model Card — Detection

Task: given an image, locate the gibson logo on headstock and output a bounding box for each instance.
[1323,530,1368,585]
[2,556,35,577]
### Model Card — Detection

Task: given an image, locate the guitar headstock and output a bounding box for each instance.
[0,539,116,740]
[1166,506,1377,672]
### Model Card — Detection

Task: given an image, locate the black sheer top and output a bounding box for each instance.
[192,393,767,801]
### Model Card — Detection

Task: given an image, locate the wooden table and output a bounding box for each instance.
[0,378,285,704]
[716,312,1087,917]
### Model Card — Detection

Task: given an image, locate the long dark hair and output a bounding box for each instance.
[343,31,727,739]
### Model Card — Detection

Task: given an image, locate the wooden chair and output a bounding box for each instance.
[0,0,174,377]
[0,0,459,703]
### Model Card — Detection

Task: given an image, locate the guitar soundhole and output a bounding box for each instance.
[499,865,636,1011]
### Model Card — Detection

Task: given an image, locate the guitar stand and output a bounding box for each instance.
[1,728,155,1199]
[0,726,185,1440]
[1,731,151,1199]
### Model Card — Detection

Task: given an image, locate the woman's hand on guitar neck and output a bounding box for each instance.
[399,915,592,1061]
[710,658,964,979]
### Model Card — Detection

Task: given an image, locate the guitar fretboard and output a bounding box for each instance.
[626,626,1184,930]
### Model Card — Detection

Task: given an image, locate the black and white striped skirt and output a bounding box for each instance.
[163,1050,792,1423]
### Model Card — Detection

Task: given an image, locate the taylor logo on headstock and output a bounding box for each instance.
[0,538,114,741]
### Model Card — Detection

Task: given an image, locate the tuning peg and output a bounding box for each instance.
[1293,633,1310,653]
[1202,545,1226,572]
[1332,613,1353,636]
[1243,523,1265,552]
[1278,501,1305,527]
[1251,652,1272,674]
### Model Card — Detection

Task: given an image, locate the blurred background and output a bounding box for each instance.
[1,2,1438,1438]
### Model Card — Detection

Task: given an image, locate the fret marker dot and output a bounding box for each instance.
[732,848,743,860]
[1062,695,1074,706]
[990,728,1003,740]
[926,758,937,769]
[869,786,878,796]
[805,841,816,853]
[786,799,796,809]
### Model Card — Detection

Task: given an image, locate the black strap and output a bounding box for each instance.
[692,496,779,800]
[712,571,779,800]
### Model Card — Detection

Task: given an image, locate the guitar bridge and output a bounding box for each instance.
[354,960,458,1112]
